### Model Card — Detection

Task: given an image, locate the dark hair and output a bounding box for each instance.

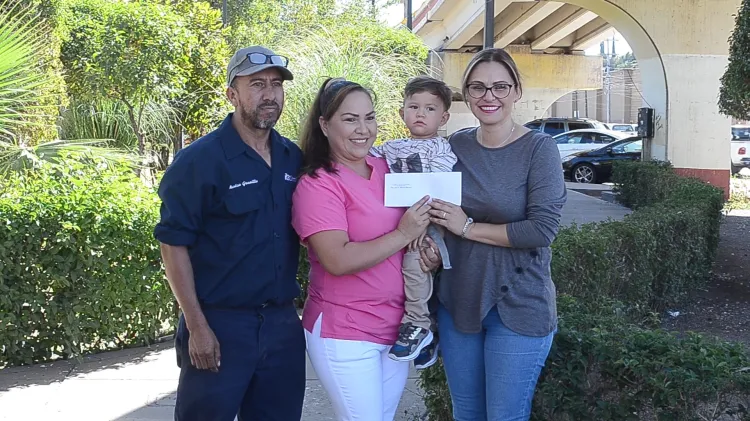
[461,48,523,100]
[298,78,374,177]
[403,75,453,111]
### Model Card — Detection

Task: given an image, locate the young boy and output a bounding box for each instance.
[369,75,456,369]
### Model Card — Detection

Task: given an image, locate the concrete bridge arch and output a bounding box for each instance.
[414,0,740,191]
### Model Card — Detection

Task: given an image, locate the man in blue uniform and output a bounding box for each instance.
[154,46,305,421]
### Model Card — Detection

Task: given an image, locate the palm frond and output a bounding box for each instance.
[0,1,58,140]
[60,99,180,151]
[0,138,139,176]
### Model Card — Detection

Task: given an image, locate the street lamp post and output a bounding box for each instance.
[484,0,494,49]
[405,0,413,30]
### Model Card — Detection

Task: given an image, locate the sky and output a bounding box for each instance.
[377,0,633,57]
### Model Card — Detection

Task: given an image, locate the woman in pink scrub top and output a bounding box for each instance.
[291,78,435,420]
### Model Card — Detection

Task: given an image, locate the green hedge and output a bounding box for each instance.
[296,247,310,308]
[532,297,750,421]
[421,296,750,421]
[553,160,723,313]
[418,161,743,420]
[0,159,173,367]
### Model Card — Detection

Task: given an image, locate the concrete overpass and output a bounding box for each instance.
[410,0,741,193]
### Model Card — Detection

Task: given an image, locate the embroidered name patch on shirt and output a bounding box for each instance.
[229,179,258,189]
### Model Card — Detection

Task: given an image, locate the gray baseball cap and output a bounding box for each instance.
[226,46,293,87]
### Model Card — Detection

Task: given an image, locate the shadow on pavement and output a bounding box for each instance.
[0,340,174,392]
[113,391,177,421]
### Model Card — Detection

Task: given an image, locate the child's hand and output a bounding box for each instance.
[408,229,428,252]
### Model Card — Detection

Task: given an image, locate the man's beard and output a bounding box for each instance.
[240,101,281,130]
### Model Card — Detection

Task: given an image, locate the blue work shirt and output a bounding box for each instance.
[154,113,303,309]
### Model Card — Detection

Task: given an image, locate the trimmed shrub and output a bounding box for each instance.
[534,297,750,421]
[0,157,172,367]
[610,160,677,209]
[418,161,735,420]
[553,160,723,313]
[420,296,750,421]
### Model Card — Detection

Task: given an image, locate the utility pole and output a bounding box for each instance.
[222,0,228,27]
[602,39,612,124]
[601,33,618,124]
[483,0,494,49]
[584,91,589,118]
[610,35,616,124]
[405,0,413,30]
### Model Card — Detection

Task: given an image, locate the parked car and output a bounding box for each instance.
[524,117,607,136]
[562,136,643,184]
[553,129,631,159]
[731,125,750,174]
[609,123,638,133]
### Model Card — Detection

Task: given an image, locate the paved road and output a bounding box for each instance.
[0,188,631,421]
[560,188,631,226]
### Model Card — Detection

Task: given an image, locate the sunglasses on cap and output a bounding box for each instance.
[246,52,289,67]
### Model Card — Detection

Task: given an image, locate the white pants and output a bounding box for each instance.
[305,314,410,421]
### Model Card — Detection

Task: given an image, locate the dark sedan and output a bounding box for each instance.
[562,137,643,183]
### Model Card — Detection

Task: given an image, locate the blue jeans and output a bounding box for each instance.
[174,303,306,421]
[438,304,555,421]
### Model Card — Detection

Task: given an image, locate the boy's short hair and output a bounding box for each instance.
[404,76,453,111]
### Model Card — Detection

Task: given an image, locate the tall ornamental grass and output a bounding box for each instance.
[276,27,431,143]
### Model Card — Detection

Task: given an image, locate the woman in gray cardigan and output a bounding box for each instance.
[427,48,567,420]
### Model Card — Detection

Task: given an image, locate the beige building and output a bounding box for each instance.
[546,67,642,125]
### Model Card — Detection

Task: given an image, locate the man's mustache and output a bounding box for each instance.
[258,101,280,110]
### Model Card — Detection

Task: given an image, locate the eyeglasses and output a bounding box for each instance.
[465,83,515,99]
[246,52,289,67]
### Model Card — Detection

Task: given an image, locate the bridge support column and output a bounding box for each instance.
[662,54,732,194]
[513,88,572,125]
[444,88,571,135]
[435,48,601,134]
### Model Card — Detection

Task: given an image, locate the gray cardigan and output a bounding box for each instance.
[438,127,567,336]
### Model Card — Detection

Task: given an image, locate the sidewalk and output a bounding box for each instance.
[0,342,425,421]
[0,188,631,420]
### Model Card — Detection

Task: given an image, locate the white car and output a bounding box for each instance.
[608,123,638,134]
[731,125,750,174]
[553,129,631,159]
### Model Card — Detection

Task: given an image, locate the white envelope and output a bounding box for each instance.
[384,172,462,207]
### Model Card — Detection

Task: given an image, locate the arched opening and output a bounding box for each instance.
[561,0,668,160]
[416,0,669,160]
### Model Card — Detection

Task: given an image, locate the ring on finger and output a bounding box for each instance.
[442,211,447,219]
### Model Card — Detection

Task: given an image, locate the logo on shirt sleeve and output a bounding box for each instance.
[284,173,297,182]
[229,179,258,190]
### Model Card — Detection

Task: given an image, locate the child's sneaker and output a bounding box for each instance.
[388,322,433,361]
[414,341,439,369]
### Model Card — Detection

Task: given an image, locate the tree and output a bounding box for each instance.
[613,52,637,69]
[0,1,137,175]
[61,0,191,158]
[0,0,67,144]
[220,0,338,50]
[169,0,230,143]
[719,0,750,121]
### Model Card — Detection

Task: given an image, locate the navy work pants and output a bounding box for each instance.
[173,303,306,421]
